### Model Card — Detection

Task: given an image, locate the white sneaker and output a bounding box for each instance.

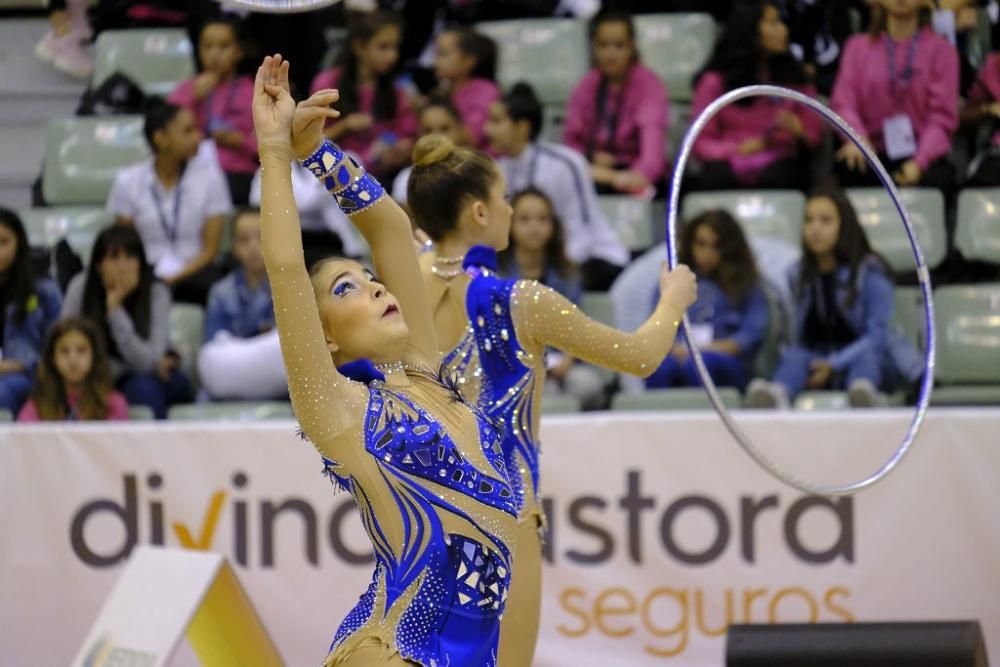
[848,379,878,408]
[34,30,56,64]
[49,29,93,80]
[746,379,789,409]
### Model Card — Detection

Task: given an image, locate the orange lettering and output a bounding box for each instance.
[557,587,591,637]
[594,588,637,638]
[172,491,226,550]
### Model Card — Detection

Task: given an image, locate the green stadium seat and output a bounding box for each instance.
[541,394,581,415]
[612,387,741,411]
[168,304,206,390]
[933,284,1000,385]
[846,188,947,271]
[682,190,805,247]
[168,401,295,421]
[43,116,148,206]
[894,286,927,352]
[19,207,113,263]
[476,19,587,106]
[597,195,653,251]
[128,405,155,420]
[955,188,1000,265]
[0,409,12,422]
[635,13,716,102]
[93,29,195,95]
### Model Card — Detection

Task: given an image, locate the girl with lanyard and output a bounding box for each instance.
[169,15,257,204]
[832,0,959,192]
[256,56,519,667]
[563,8,669,197]
[691,1,823,192]
[18,318,129,422]
[310,10,417,180]
[962,40,1000,186]
[404,133,696,666]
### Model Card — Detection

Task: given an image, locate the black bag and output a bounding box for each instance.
[76,71,147,117]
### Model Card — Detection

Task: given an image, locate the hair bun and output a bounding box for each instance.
[412,134,455,168]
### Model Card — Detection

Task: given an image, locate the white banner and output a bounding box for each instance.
[1,410,998,666]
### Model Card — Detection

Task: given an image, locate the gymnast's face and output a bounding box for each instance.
[311,259,409,365]
[465,173,513,251]
[803,196,842,258]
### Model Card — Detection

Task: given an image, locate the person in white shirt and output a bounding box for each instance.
[485,82,629,290]
[106,99,231,306]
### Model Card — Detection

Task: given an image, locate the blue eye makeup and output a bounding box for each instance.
[333,281,356,297]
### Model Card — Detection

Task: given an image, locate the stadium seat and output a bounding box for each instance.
[611,387,741,411]
[581,291,614,326]
[168,304,206,390]
[92,29,195,95]
[931,284,1000,405]
[42,116,148,206]
[128,406,155,420]
[846,188,947,271]
[894,286,927,352]
[0,409,11,422]
[19,207,113,263]
[635,13,716,103]
[541,394,581,415]
[955,188,1000,265]
[598,195,653,251]
[476,19,587,107]
[793,391,903,410]
[752,281,789,379]
[168,401,295,421]
[682,190,804,247]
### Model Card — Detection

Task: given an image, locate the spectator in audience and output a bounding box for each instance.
[691,0,823,192]
[486,82,628,290]
[168,15,257,204]
[746,187,921,409]
[0,209,62,416]
[108,99,231,305]
[433,27,501,151]
[962,45,1000,185]
[498,187,605,408]
[18,318,129,422]
[780,0,867,96]
[34,0,93,80]
[831,0,960,192]
[62,226,191,419]
[645,210,769,392]
[311,11,417,180]
[392,96,470,206]
[198,208,287,401]
[564,8,669,198]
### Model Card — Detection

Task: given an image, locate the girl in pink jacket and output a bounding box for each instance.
[434,27,500,153]
[831,1,959,192]
[962,52,1000,186]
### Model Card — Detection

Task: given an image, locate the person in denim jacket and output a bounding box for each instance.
[198,208,286,400]
[646,210,770,392]
[0,209,62,414]
[748,187,920,408]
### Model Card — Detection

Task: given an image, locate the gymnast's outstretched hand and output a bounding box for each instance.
[292,89,342,160]
[252,54,295,151]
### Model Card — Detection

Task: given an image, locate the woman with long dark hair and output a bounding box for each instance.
[747,187,919,408]
[61,225,190,419]
[0,208,62,415]
[691,0,823,191]
[563,8,669,196]
[647,209,769,391]
[311,10,417,179]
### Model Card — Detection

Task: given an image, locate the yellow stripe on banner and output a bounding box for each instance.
[186,562,285,667]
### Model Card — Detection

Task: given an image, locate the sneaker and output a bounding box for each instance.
[68,0,94,42]
[34,30,56,64]
[49,30,93,80]
[746,379,789,409]
[847,379,878,408]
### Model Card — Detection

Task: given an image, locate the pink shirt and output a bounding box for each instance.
[967,53,1000,147]
[168,75,258,175]
[692,71,822,185]
[18,390,130,422]
[451,78,501,152]
[310,67,419,174]
[831,28,959,169]
[563,63,669,183]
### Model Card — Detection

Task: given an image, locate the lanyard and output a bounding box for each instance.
[885,32,920,95]
[149,182,182,246]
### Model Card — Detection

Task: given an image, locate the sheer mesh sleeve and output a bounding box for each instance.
[511,280,682,378]
[259,149,368,445]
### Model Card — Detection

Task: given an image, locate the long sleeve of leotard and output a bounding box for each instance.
[512,280,683,378]
[259,146,368,445]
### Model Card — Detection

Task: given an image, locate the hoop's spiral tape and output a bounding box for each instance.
[219,0,342,13]
[667,84,935,496]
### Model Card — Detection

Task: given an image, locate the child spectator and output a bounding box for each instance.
[962,48,1000,185]
[392,96,469,206]
[433,27,501,151]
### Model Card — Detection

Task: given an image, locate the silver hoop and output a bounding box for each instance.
[667,84,936,496]
[219,0,342,12]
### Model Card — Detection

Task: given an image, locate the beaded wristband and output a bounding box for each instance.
[301,140,345,178]
[334,171,386,216]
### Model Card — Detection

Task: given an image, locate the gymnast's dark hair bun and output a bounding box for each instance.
[412,134,456,168]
